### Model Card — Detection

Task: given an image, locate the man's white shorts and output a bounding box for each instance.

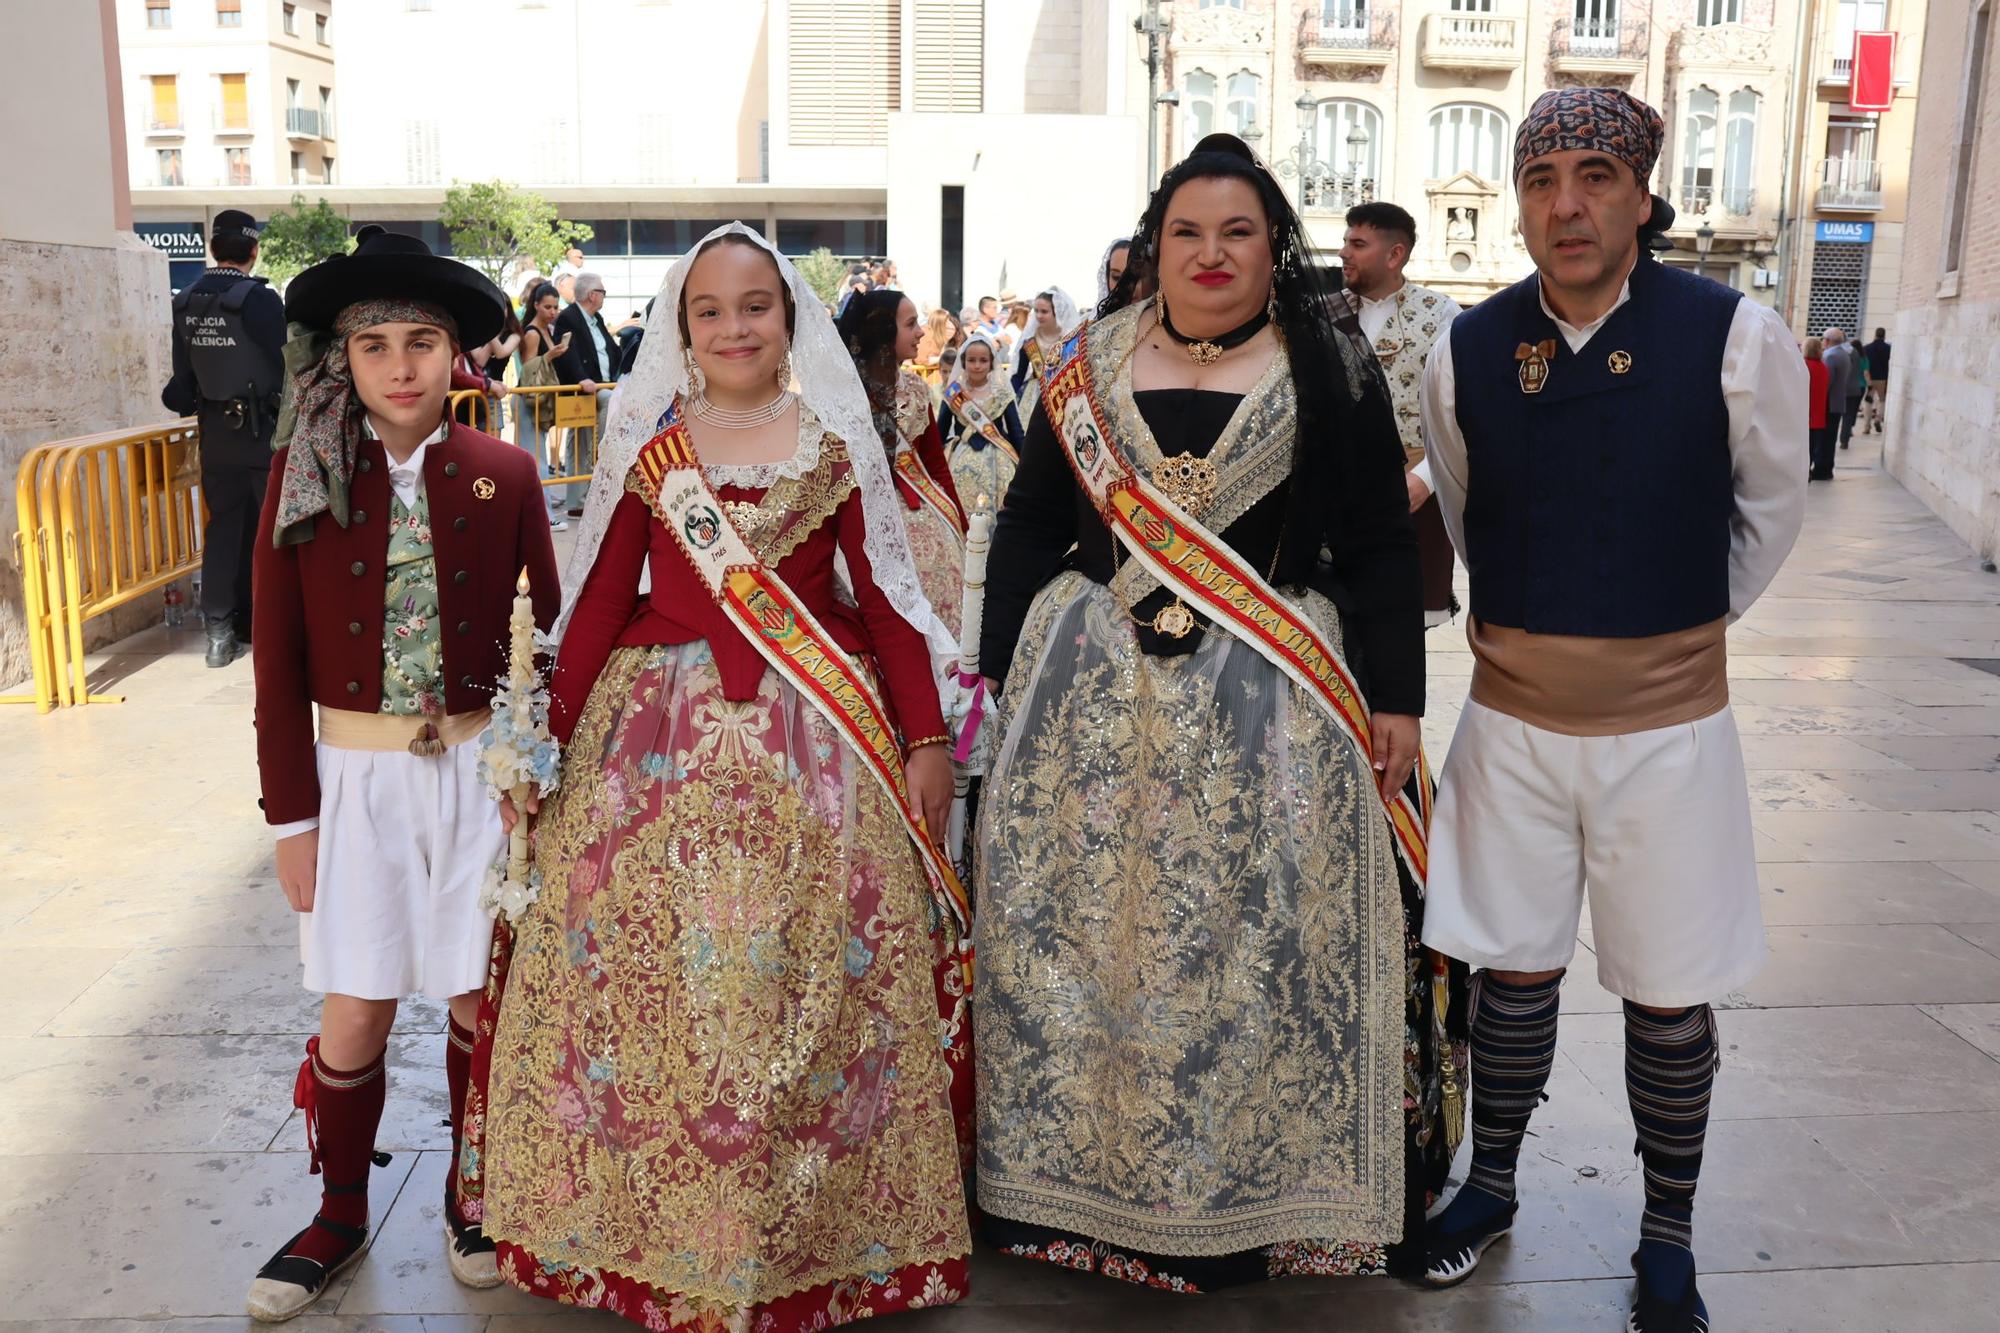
[1419,699,1766,1008]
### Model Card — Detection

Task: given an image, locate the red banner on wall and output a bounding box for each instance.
[1850,31,1897,112]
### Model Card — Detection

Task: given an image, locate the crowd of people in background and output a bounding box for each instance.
[1802,324,1890,481]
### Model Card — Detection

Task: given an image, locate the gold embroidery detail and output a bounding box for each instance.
[483,644,970,1306]
[974,576,1407,1254]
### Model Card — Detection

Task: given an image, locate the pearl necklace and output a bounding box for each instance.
[690,388,797,429]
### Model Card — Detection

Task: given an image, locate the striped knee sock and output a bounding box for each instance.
[1462,972,1562,1205]
[1625,1001,1718,1300]
[1431,970,1561,1248]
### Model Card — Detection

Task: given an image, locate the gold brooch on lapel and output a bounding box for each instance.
[1515,339,1556,395]
[1608,350,1633,375]
[472,477,497,500]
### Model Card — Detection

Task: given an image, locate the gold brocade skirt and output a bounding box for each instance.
[478,641,971,1310]
[973,572,1409,1257]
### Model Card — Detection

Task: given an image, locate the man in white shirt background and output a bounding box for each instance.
[1337,201,1462,625]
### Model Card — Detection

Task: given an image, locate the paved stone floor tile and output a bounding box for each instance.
[1795,1112,2000,1262]
[8,875,299,950]
[1724,924,2000,1007]
[0,946,129,1036]
[1944,920,2000,960]
[0,1034,300,1155]
[1559,1006,2000,1119]
[1756,860,2000,925]
[0,1151,415,1320]
[1854,735,2000,770]
[1734,735,1913,770]
[1917,1003,2000,1060]
[42,946,446,1038]
[1751,811,2000,862]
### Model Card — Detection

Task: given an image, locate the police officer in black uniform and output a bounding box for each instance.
[162,209,289,667]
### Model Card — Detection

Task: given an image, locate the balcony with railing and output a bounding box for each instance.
[1681,183,1759,218]
[1816,158,1883,211]
[1302,171,1377,214]
[145,114,183,137]
[1421,11,1522,73]
[286,106,330,139]
[1551,17,1648,75]
[1299,8,1398,68]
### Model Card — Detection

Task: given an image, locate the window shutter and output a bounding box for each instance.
[788,0,901,146]
[150,75,179,128]
[220,73,248,129]
[913,0,983,114]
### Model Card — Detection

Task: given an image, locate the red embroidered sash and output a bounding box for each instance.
[893,446,967,537]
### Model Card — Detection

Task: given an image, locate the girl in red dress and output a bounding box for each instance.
[459,224,972,1331]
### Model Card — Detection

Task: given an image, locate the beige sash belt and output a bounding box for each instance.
[1468,617,1729,737]
[316,707,489,752]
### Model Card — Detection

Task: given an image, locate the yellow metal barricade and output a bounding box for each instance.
[448,388,495,434]
[51,421,205,707]
[6,421,205,710]
[505,383,612,494]
[6,444,68,710]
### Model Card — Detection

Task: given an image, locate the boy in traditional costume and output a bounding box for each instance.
[1417,90,1806,1333]
[246,227,561,1321]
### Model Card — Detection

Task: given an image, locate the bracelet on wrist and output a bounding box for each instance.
[905,733,951,752]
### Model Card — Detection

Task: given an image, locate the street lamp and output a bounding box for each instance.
[1272,90,1371,213]
[1695,222,1716,260]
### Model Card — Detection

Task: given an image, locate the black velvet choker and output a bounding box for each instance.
[1159,299,1270,366]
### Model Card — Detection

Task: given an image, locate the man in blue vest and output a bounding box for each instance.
[162,209,288,667]
[1415,89,1806,1333]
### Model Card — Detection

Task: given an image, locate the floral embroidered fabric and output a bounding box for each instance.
[468,640,972,1321]
[379,490,443,716]
[974,571,1410,1255]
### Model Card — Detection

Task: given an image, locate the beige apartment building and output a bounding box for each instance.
[116,0,336,199]
[1777,0,1929,341]
[126,0,1144,316]
[1148,0,1807,307]
[1884,0,1995,557]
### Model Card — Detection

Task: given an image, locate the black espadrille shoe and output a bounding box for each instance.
[244,1215,369,1323]
[444,1197,501,1289]
[1628,1249,1711,1333]
[1421,1197,1519,1288]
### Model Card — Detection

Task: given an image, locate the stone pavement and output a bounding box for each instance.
[5,435,2000,1332]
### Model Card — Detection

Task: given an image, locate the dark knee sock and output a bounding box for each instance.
[1625,1001,1718,1301]
[285,1036,388,1266]
[445,1015,474,1222]
[1436,971,1562,1229]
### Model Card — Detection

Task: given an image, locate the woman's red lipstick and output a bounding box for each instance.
[1192,271,1234,287]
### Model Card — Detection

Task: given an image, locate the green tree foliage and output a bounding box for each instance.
[794,247,847,309]
[439,180,594,287]
[256,194,350,291]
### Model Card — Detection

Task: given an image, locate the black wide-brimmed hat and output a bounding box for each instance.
[286,225,506,347]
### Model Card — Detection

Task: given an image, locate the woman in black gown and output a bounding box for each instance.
[972,134,1467,1292]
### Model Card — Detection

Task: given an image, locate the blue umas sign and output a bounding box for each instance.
[1816,221,1876,244]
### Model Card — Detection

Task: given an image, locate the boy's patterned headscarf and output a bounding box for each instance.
[270,298,456,547]
[1512,88,1665,188]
